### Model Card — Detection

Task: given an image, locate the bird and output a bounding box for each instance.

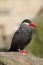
[8,19,37,53]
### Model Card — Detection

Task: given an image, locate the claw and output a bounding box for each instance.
[18,49,28,55]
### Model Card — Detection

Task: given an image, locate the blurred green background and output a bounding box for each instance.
[26,8,43,58]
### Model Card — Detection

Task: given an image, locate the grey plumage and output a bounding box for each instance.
[9,23,33,51]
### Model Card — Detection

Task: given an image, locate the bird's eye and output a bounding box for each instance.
[23,22,29,25]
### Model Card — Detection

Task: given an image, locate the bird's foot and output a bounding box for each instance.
[18,49,28,55]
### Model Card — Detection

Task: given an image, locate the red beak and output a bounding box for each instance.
[29,23,37,28]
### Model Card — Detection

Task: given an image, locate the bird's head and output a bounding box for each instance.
[21,19,37,29]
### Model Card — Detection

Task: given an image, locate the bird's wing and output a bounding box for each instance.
[10,25,33,50]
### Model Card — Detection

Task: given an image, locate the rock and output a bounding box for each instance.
[0,52,43,65]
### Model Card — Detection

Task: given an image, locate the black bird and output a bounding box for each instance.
[9,19,36,52]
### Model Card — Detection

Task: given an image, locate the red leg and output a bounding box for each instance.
[18,49,28,55]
